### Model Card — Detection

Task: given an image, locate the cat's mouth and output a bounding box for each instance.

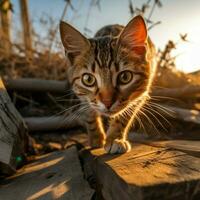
[88,99,129,117]
[94,108,113,116]
[91,105,114,116]
[102,110,114,116]
[94,103,127,117]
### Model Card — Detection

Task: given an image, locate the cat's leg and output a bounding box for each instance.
[105,99,147,154]
[104,118,131,154]
[85,112,106,148]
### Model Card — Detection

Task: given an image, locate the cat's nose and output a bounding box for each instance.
[99,88,114,110]
[102,99,112,110]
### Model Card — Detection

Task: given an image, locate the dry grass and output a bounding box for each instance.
[0,48,67,80]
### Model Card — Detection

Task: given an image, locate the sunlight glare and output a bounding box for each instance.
[174,30,200,73]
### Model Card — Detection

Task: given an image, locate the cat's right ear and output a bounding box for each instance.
[60,21,90,65]
[117,15,147,56]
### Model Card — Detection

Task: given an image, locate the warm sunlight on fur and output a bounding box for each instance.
[60,15,157,154]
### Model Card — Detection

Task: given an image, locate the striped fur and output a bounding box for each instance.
[60,15,156,154]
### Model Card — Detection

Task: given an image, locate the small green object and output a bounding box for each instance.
[16,156,22,163]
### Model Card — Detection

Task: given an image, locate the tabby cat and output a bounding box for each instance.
[60,15,156,154]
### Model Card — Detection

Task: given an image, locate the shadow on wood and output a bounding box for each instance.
[0,146,94,200]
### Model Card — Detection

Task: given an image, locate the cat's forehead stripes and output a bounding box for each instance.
[91,37,115,70]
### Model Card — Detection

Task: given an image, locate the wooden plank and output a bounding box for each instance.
[24,116,82,132]
[151,84,200,98]
[139,140,200,156]
[0,78,28,175]
[0,146,94,200]
[166,105,200,124]
[4,78,68,94]
[80,143,200,200]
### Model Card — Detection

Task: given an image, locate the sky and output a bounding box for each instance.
[11,0,200,73]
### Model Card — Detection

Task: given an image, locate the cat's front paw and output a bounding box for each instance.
[104,139,131,154]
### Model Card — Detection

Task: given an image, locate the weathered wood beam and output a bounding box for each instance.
[139,140,200,156]
[152,84,200,98]
[0,146,94,199]
[24,116,82,132]
[80,143,200,200]
[159,105,200,124]
[0,78,28,175]
[4,78,68,94]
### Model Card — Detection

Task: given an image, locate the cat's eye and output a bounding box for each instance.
[118,70,133,85]
[82,73,96,87]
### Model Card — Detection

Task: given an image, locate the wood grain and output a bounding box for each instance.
[81,142,200,200]
[0,146,94,200]
[0,78,28,175]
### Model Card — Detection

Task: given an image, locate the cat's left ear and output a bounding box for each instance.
[117,15,147,54]
[60,21,90,65]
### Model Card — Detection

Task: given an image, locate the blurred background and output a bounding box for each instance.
[2,0,200,73]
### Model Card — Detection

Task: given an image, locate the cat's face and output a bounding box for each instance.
[60,16,152,117]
